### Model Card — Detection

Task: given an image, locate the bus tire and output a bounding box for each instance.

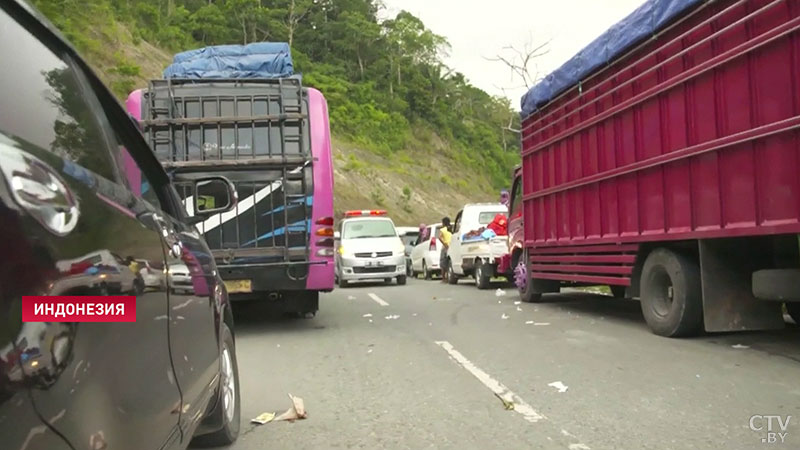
[640,248,703,337]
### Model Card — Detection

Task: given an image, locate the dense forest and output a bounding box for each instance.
[30,0,520,189]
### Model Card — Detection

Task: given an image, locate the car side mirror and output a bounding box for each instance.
[186,176,237,225]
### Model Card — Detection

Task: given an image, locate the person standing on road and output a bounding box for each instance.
[439,217,452,283]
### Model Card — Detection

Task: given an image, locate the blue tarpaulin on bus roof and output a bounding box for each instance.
[163,42,294,79]
[520,0,704,117]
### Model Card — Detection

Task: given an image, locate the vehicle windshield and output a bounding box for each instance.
[342,219,397,239]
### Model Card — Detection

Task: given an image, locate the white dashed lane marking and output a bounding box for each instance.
[435,341,590,449]
[368,293,389,306]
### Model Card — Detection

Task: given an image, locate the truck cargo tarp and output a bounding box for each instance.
[520,0,703,117]
[163,42,294,79]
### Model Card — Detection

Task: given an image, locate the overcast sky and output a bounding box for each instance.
[381,0,645,110]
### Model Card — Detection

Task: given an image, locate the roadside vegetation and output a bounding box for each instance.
[31,0,520,221]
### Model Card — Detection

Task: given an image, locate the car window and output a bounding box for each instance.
[401,234,418,246]
[510,177,522,218]
[479,211,506,224]
[342,220,397,239]
[0,8,115,180]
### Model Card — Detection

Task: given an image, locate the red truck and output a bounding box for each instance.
[511,0,800,336]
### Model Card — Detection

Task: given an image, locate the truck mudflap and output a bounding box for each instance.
[699,239,784,332]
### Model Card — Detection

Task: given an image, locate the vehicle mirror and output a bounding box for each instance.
[187,176,237,224]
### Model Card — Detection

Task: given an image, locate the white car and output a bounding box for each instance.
[336,210,407,287]
[410,223,442,280]
[396,227,420,277]
[446,204,510,289]
[168,261,194,294]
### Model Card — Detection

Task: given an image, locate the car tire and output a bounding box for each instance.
[339,279,349,288]
[640,248,703,337]
[475,261,491,290]
[423,261,432,280]
[610,285,626,299]
[397,275,407,286]
[384,278,393,285]
[191,323,241,447]
[786,303,800,325]
[447,263,458,285]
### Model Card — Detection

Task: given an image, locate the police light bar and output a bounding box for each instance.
[344,210,387,217]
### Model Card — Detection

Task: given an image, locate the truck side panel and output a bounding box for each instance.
[522,0,800,257]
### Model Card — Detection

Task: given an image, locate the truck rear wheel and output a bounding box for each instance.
[787,303,800,325]
[515,250,542,303]
[475,260,492,290]
[640,248,703,337]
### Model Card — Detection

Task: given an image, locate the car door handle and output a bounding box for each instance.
[145,212,183,259]
[0,142,79,235]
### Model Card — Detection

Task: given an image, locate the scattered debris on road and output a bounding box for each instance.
[525,321,534,325]
[514,301,521,305]
[494,392,515,410]
[516,306,523,312]
[274,394,307,422]
[412,313,418,316]
[251,394,308,425]
[385,314,400,320]
[347,296,356,300]
[535,322,550,326]
[495,289,507,297]
[732,344,750,349]
[367,348,373,354]
[501,313,509,320]
[251,412,276,425]
[362,313,372,318]
[548,381,569,393]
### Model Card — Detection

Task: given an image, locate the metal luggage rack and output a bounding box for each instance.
[142,77,309,166]
[144,77,313,264]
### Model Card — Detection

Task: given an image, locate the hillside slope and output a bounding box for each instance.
[30,0,517,225]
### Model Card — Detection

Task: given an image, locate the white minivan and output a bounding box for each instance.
[410,223,442,280]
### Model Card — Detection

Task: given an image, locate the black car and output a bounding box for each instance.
[0,1,242,449]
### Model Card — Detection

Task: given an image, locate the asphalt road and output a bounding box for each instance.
[228,277,800,450]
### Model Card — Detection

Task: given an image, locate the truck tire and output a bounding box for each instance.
[191,323,240,447]
[640,248,703,337]
[475,260,492,290]
[610,285,626,299]
[787,303,800,325]
[397,275,407,286]
[423,261,432,280]
[515,250,542,303]
[447,262,458,285]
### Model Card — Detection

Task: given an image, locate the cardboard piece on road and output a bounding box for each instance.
[495,289,507,297]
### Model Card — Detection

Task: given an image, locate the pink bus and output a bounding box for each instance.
[126,73,334,317]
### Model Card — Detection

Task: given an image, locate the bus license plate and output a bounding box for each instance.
[224,280,252,294]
